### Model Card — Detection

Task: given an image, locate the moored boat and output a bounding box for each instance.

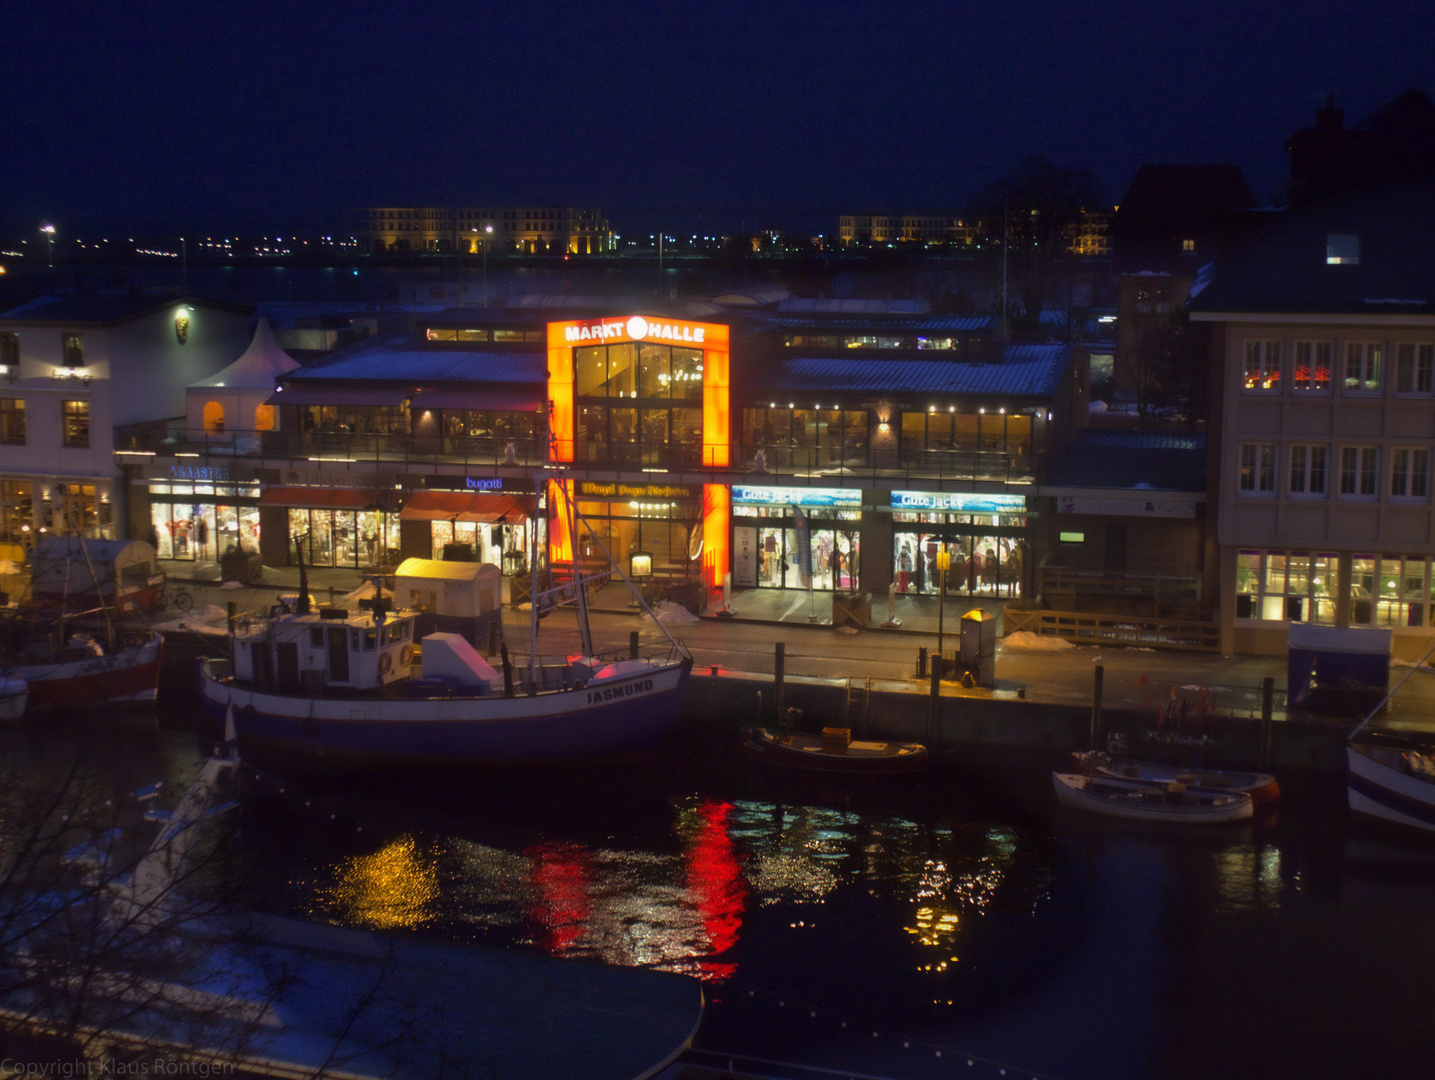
[1072,750,1280,804]
[1053,771,1254,824]
[1,624,162,714]
[743,725,929,774]
[1346,737,1435,834]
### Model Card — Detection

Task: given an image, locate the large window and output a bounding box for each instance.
[1238,443,1275,493]
[1395,343,1434,394]
[1235,549,1337,623]
[1339,446,1379,497]
[0,332,16,370]
[61,333,83,367]
[61,399,89,448]
[1243,340,1280,391]
[1289,444,1327,495]
[1350,556,1431,628]
[741,407,868,470]
[573,343,704,467]
[0,398,24,445]
[1344,342,1382,392]
[1293,341,1331,392]
[441,409,537,456]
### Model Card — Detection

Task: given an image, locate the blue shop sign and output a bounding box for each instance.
[732,485,863,508]
[890,490,1027,513]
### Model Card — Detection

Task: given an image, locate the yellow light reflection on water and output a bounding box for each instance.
[318,835,440,929]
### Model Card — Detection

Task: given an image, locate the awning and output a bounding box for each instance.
[259,487,385,510]
[408,388,544,411]
[264,385,411,407]
[400,491,534,523]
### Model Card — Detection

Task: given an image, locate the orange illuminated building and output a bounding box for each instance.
[546,315,731,586]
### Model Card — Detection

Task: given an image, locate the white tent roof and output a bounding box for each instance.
[191,318,299,390]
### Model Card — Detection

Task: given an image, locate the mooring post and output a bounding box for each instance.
[929,656,942,741]
[775,642,786,719]
[1260,676,1274,768]
[1090,664,1104,751]
[227,601,237,636]
[629,630,639,660]
[917,646,927,679]
[486,620,498,657]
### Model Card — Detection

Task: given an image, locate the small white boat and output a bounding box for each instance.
[1072,751,1280,804]
[1053,771,1254,824]
[0,675,27,721]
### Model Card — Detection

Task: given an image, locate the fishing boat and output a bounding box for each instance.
[743,724,929,774]
[4,626,162,713]
[1052,772,1254,824]
[0,675,27,721]
[199,475,693,766]
[1072,750,1280,804]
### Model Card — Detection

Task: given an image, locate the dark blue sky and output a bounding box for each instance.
[3,0,1431,238]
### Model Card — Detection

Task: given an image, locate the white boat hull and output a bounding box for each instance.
[1347,743,1435,833]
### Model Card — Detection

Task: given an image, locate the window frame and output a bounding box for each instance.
[1395,343,1435,396]
[1238,442,1276,495]
[1339,445,1380,498]
[1292,340,1332,393]
[1390,447,1430,501]
[1288,443,1327,496]
[61,398,90,448]
[1343,342,1383,394]
[1242,340,1281,392]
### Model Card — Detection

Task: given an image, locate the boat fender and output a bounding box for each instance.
[400,644,414,666]
[380,652,393,675]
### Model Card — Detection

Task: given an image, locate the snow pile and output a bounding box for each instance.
[1002,631,1075,652]
[640,601,699,625]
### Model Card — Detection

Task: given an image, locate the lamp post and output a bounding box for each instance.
[40,224,55,268]
[935,547,951,667]
[482,223,493,308]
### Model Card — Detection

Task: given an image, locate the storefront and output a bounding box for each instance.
[399,485,534,574]
[147,479,261,560]
[567,480,708,580]
[731,485,863,591]
[888,491,1030,599]
[256,483,401,569]
[3,476,115,543]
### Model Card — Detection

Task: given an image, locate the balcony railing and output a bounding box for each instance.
[115,426,1038,486]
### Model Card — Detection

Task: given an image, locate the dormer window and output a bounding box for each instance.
[1327,233,1360,265]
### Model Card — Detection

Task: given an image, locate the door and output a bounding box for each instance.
[327,626,350,682]
[276,641,300,692]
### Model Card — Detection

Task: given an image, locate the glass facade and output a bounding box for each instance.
[740,407,868,470]
[892,510,1026,598]
[573,342,704,467]
[427,519,530,575]
[287,507,399,569]
[734,504,862,591]
[147,482,262,560]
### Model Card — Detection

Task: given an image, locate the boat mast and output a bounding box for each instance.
[568,480,595,658]
[1348,636,1435,742]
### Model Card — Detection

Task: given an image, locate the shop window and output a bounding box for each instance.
[1237,549,1336,624]
[62,399,89,447]
[203,401,225,433]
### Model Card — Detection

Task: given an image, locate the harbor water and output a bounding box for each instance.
[3,701,1433,1080]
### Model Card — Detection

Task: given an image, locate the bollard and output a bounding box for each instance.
[486,620,498,657]
[630,630,639,660]
[917,646,927,679]
[775,642,786,719]
[928,656,942,741]
[1260,676,1274,768]
[1090,664,1104,751]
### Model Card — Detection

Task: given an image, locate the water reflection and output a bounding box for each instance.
[316,835,440,929]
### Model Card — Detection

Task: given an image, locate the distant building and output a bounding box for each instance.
[350,206,615,256]
[837,212,977,249]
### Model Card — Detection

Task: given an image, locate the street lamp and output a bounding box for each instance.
[482,223,493,308]
[935,548,951,669]
[40,224,55,267]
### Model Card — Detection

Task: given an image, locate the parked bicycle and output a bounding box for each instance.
[157,580,193,612]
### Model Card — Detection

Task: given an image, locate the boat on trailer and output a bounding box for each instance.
[200,474,693,766]
[1072,750,1280,805]
[1053,771,1254,824]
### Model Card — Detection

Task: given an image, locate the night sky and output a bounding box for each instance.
[3,1,1431,238]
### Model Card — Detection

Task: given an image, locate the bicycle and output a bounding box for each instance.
[157,580,193,612]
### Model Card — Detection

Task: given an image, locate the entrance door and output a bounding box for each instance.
[276,641,300,692]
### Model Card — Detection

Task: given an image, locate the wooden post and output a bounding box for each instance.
[1090,664,1104,751]
[629,630,639,660]
[1260,676,1274,768]
[917,646,927,679]
[486,619,498,657]
[929,657,942,741]
[774,641,786,720]
[227,601,237,637]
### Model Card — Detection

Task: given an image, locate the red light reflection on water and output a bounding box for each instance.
[685,799,748,981]
[526,840,591,955]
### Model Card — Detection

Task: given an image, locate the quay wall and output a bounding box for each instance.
[680,672,1350,782]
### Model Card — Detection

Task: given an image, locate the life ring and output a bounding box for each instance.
[400,644,414,666]
[379,652,393,675]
